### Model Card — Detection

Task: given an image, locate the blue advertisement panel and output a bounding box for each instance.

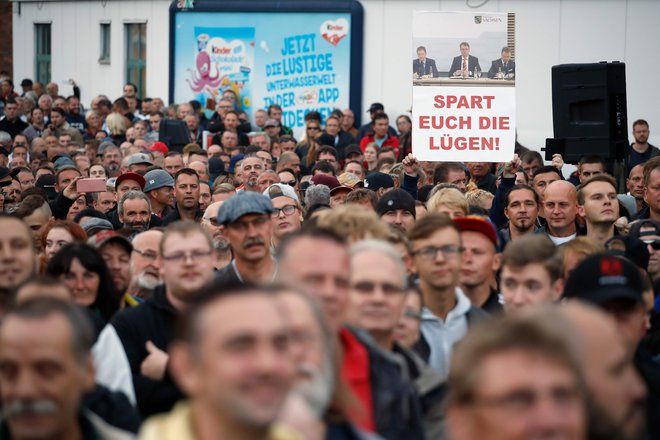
[171,2,361,139]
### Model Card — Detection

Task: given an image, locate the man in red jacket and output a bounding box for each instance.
[359,113,400,157]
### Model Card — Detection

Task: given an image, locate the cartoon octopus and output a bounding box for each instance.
[187,51,223,94]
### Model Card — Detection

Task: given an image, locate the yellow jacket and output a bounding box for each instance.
[138,402,301,440]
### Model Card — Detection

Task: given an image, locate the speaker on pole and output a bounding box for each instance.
[545,62,628,164]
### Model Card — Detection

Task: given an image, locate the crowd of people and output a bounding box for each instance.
[0,74,658,440]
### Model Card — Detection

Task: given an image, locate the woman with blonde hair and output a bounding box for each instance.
[465,182,495,211]
[315,205,391,244]
[559,237,604,280]
[426,187,468,218]
[105,112,127,143]
[295,119,323,172]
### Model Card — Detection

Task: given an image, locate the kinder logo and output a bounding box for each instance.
[320,18,349,46]
[207,38,245,58]
[211,46,232,55]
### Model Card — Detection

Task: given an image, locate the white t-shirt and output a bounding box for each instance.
[548,233,576,245]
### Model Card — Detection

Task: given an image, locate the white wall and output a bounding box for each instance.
[360,0,660,151]
[12,0,170,104]
[12,0,660,151]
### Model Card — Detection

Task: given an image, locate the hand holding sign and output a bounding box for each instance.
[402,154,421,177]
[551,154,564,171]
[502,154,521,178]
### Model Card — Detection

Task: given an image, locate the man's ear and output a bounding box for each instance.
[169,342,201,396]
[551,278,564,302]
[492,252,502,272]
[81,354,96,392]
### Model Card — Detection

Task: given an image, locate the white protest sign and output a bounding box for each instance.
[412,86,516,162]
[412,11,516,163]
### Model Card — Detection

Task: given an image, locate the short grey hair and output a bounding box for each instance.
[349,239,408,288]
[252,133,271,148]
[118,190,151,217]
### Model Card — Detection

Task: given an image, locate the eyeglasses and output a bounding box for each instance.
[162,249,212,263]
[411,245,463,260]
[403,309,422,320]
[643,239,660,250]
[282,180,297,187]
[133,248,158,261]
[351,280,403,295]
[271,204,297,218]
[204,217,221,227]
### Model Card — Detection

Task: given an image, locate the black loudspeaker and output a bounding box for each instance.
[158,119,190,153]
[544,62,628,163]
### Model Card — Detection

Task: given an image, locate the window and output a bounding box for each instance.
[100,22,111,64]
[35,23,51,84]
[125,23,146,99]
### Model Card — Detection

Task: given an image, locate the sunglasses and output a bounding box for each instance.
[643,239,660,250]
[282,180,297,186]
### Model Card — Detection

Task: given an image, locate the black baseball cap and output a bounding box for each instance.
[364,172,394,192]
[563,253,644,305]
[604,235,650,271]
[376,189,416,218]
[629,219,660,239]
[344,144,362,158]
[367,103,384,113]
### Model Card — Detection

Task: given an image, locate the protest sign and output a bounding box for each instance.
[412,11,516,162]
[413,86,516,162]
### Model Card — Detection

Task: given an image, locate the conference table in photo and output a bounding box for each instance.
[414,77,515,87]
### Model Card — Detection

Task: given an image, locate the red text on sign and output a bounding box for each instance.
[418,115,471,130]
[429,135,500,151]
[433,94,495,109]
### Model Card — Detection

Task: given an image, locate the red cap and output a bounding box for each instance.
[311,174,340,190]
[115,172,146,190]
[147,141,169,155]
[454,215,499,248]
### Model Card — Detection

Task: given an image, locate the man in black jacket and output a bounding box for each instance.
[111,220,216,417]
[0,97,28,138]
[161,168,202,225]
[345,239,442,439]
[565,254,658,439]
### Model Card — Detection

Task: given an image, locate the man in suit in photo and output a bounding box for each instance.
[488,46,516,79]
[413,46,439,78]
[449,42,481,77]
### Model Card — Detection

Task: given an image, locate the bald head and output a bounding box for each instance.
[130,229,164,291]
[543,180,578,236]
[561,302,619,351]
[132,229,163,249]
[204,201,223,220]
[545,180,577,202]
[560,302,647,440]
[202,201,224,241]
